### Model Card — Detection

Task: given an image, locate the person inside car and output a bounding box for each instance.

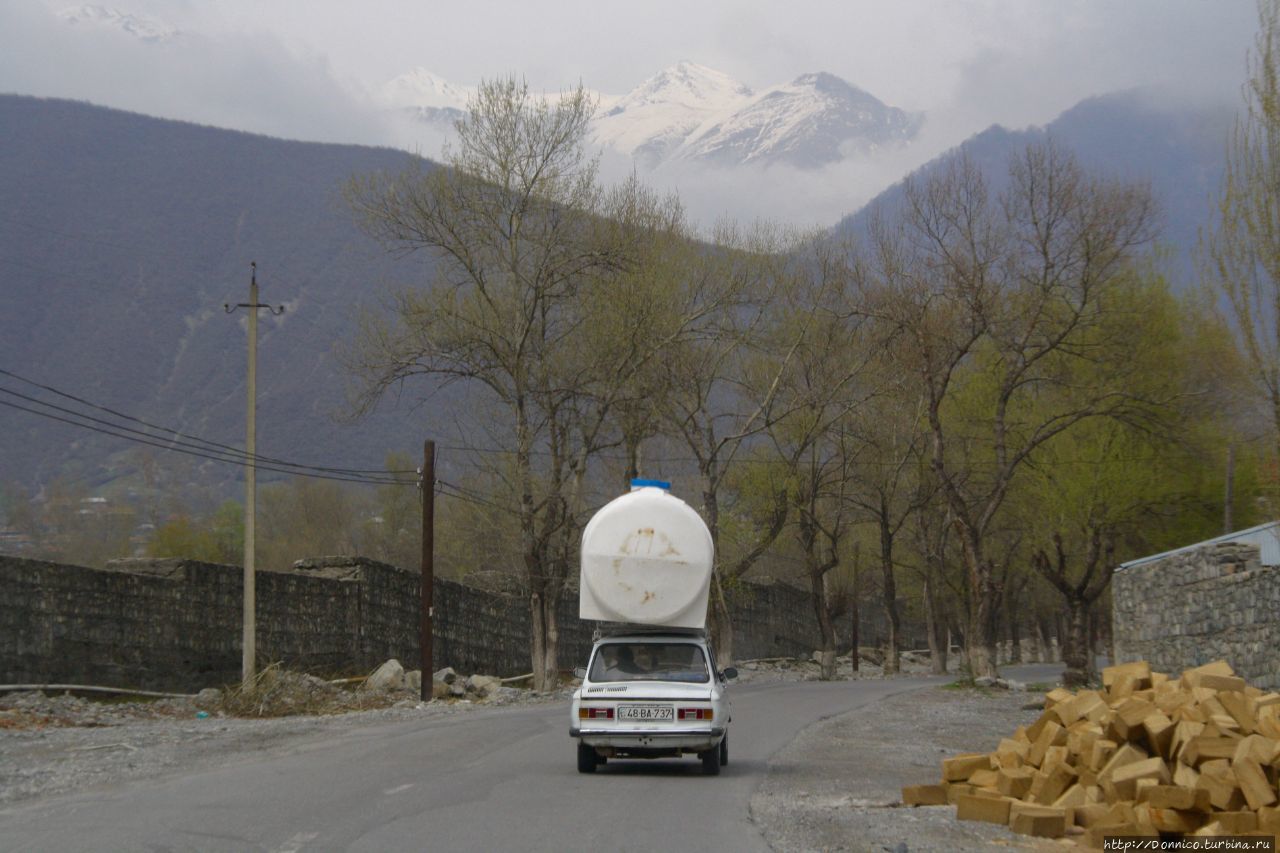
[616,646,645,674]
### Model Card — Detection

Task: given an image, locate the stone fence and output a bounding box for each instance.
[0,554,867,692]
[1112,541,1280,690]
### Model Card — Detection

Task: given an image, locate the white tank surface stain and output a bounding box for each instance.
[620,528,682,558]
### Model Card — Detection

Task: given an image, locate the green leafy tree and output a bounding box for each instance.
[258,478,361,571]
[1204,0,1280,483]
[858,141,1162,677]
[148,515,221,562]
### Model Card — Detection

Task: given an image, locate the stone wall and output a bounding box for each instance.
[1112,541,1280,690]
[0,554,856,692]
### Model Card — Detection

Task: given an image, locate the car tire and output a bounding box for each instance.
[719,735,728,766]
[700,747,721,776]
[577,743,598,774]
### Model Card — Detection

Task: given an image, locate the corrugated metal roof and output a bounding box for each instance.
[1117,520,1280,571]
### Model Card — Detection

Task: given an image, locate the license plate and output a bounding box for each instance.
[617,704,673,721]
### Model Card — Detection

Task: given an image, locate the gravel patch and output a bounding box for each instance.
[734,651,953,685]
[751,684,1063,853]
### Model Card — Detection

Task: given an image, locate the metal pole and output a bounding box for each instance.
[243,267,258,687]
[420,440,435,701]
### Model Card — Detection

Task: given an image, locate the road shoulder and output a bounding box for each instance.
[750,683,1059,852]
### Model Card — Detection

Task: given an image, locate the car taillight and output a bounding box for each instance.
[579,706,614,720]
[677,707,713,721]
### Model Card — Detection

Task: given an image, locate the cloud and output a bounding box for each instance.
[0,0,1259,231]
[0,3,395,146]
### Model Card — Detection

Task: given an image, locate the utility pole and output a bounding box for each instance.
[225,262,284,687]
[420,440,436,701]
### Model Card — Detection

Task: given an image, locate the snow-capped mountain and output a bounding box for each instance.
[676,73,920,168]
[591,61,753,168]
[382,68,473,111]
[381,67,472,128]
[387,63,921,171]
[58,5,177,42]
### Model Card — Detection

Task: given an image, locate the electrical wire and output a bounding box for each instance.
[436,479,513,512]
[0,367,418,476]
[0,398,407,486]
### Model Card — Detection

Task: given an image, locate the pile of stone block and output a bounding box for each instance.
[902,660,1280,847]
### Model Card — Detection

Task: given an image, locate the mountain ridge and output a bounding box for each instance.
[389,62,921,171]
[0,89,1234,498]
[0,94,452,498]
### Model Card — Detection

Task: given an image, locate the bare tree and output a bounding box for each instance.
[1032,531,1113,687]
[763,239,879,678]
[655,224,817,664]
[346,77,717,690]
[842,381,935,674]
[858,141,1159,677]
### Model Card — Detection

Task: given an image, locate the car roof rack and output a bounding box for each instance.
[590,624,707,641]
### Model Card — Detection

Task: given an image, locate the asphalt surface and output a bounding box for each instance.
[0,666,1060,852]
[0,666,1064,850]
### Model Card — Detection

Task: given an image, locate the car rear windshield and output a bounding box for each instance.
[589,642,710,683]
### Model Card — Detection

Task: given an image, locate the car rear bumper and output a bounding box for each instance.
[571,726,725,750]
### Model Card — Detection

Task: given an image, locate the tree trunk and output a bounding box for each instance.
[879,513,900,674]
[707,572,734,668]
[968,574,1000,678]
[1008,606,1023,664]
[624,439,639,489]
[702,474,735,668]
[923,576,946,675]
[810,570,838,680]
[950,620,969,673]
[1085,606,1101,683]
[960,535,1000,678]
[1061,595,1091,688]
[529,591,560,693]
[1005,582,1023,664]
[849,553,860,673]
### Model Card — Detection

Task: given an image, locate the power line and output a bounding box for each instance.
[0,367,417,477]
[0,398,407,486]
[436,479,513,512]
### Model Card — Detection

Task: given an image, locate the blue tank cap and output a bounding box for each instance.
[630,478,671,491]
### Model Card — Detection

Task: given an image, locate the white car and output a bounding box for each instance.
[570,629,735,775]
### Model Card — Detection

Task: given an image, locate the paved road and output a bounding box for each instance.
[0,666,1059,852]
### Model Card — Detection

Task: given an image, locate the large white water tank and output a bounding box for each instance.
[579,482,714,629]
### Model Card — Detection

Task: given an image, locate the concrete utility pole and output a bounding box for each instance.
[420,440,435,701]
[225,262,284,687]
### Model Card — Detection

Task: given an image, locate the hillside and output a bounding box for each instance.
[0,95,452,497]
[0,90,1237,501]
[836,89,1235,287]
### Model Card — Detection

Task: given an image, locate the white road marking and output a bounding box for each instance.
[384,783,415,795]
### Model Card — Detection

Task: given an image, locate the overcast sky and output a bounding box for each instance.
[0,0,1261,226]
